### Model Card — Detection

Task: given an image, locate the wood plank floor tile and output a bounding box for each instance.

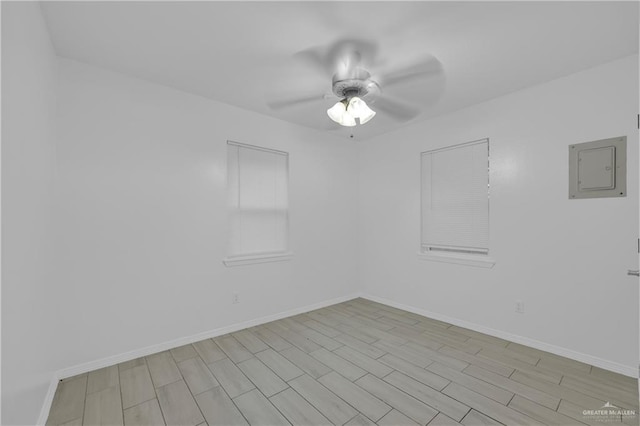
[377,409,419,426]
[355,374,438,425]
[560,368,638,396]
[270,326,323,353]
[178,357,220,395]
[300,328,343,350]
[379,354,450,391]
[310,348,366,381]
[251,327,293,351]
[423,335,482,356]
[123,399,165,426]
[193,339,227,364]
[508,395,589,425]
[505,342,558,362]
[403,342,469,371]
[379,310,420,326]
[306,311,340,327]
[237,358,288,397]
[207,358,254,398]
[384,371,470,422]
[463,364,560,410]
[560,374,638,410]
[280,317,310,332]
[279,347,332,379]
[233,330,269,354]
[557,400,608,426]
[318,371,392,422]
[476,345,540,366]
[270,388,332,426]
[373,340,432,368]
[428,413,463,426]
[118,357,146,373]
[195,387,248,426]
[170,344,199,363]
[303,319,341,337]
[215,336,254,363]
[344,413,376,426]
[537,354,592,374]
[442,383,544,426]
[156,380,204,426]
[421,327,470,344]
[45,299,636,426]
[146,351,182,388]
[289,374,358,425]
[233,389,290,426]
[438,346,514,377]
[389,327,444,351]
[59,418,83,426]
[590,366,638,389]
[84,385,124,426]
[333,346,393,378]
[460,410,503,426]
[87,365,119,394]
[358,326,407,345]
[120,365,156,410]
[448,327,509,347]
[47,375,88,425]
[425,362,513,405]
[333,324,378,344]
[333,334,386,359]
[255,348,304,382]
[510,370,606,409]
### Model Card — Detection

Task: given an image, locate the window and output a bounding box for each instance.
[223,141,291,266]
[420,138,494,267]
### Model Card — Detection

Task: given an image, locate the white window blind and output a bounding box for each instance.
[227,141,289,258]
[421,139,489,255]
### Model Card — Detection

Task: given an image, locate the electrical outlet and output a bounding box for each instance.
[515,300,524,314]
[232,293,239,304]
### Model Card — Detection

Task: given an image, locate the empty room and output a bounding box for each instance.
[2,1,639,425]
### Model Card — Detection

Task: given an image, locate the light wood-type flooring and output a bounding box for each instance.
[46,298,639,425]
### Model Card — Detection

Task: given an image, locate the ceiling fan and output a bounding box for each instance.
[266,38,444,127]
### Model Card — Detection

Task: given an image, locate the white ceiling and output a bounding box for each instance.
[41,1,638,141]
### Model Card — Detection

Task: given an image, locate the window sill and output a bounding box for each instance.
[223,252,294,267]
[417,251,496,268]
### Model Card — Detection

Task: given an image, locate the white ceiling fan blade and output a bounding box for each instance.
[294,38,379,80]
[372,96,420,122]
[266,93,331,110]
[376,55,443,87]
[293,47,332,76]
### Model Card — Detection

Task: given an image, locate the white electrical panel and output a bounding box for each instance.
[569,136,626,199]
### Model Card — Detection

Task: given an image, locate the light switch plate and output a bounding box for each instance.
[569,136,626,199]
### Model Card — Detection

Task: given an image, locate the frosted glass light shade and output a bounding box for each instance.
[327,101,347,122]
[340,111,357,127]
[327,97,375,127]
[327,100,356,127]
[348,97,376,124]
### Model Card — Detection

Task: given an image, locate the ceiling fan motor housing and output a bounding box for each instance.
[332,69,380,102]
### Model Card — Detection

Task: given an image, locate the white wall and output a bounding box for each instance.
[358,55,639,373]
[52,58,359,376]
[1,3,60,425]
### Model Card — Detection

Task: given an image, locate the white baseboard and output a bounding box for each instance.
[37,292,362,425]
[362,294,637,378]
[37,371,60,426]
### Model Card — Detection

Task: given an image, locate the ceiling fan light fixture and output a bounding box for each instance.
[327,96,375,127]
[327,100,347,122]
[327,99,356,127]
[348,97,376,125]
[340,111,357,127]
